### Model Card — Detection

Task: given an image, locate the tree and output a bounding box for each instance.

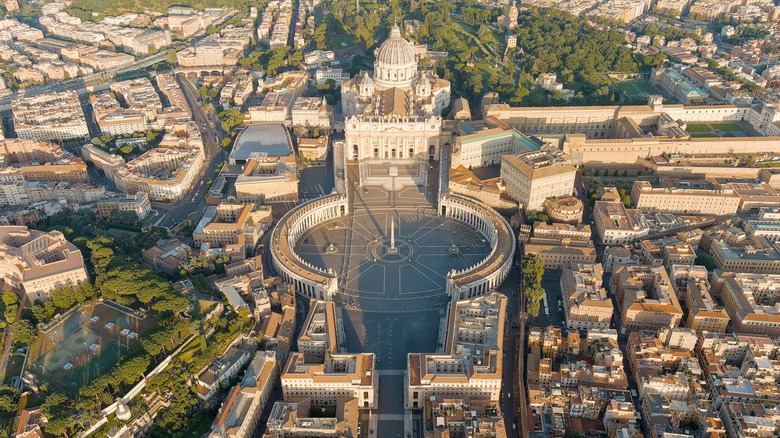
[0,386,20,416]
[522,254,547,317]
[218,109,244,132]
[695,254,716,271]
[152,295,189,313]
[524,211,549,225]
[522,254,544,288]
[2,291,18,306]
[52,286,77,310]
[41,392,71,418]
[166,49,178,65]
[621,194,631,208]
[12,319,38,345]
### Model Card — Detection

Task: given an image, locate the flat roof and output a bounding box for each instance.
[230,123,293,162]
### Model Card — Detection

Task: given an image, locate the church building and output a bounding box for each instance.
[342,22,451,161]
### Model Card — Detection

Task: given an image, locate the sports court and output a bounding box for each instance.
[27,301,156,390]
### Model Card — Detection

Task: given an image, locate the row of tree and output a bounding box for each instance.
[522,254,546,317]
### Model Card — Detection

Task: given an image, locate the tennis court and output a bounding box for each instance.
[27,301,156,391]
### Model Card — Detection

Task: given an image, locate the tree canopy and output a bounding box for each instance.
[522,254,547,317]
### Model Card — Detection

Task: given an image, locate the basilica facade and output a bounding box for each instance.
[342,23,451,161]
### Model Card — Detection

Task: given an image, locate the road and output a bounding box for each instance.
[145,73,228,228]
[0,51,169,110]
[0,9,248,110]
[498,265,522,437]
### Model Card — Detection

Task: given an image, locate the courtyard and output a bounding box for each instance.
[685,122,751,138]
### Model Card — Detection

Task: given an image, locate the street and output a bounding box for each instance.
[146,73,228,228]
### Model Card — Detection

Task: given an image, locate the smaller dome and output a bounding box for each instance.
[418,75,430,86]
[361,72,374,85]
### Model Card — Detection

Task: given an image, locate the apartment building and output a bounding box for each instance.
[113,122,205,202]
[613,265,684,334]
[89,92,147,136]
[193,203,272,253]
[281,352,376,409]
[178,42,241,67]
[710,237,780,274]
[407,293,506,408]
[714,271,780,337]
[532,222,592,242]
[593,201,649,245]
[96,193,151,220]
[141,239,191,276]
[263,398,359,437]
[155,73,191,117]
[743,207,780,242]
[0,138,68,164]
[663,244,697,271]
[81,145,125,182]
[196,345,253,401]
[423,398,507,437]
[455,123,541,168]
[561,263,613,331]
[248,90,295,123]
[12,91,89,141]
[291,97,332,129]
[3,161,90,185]
[523,239,597,270]
[297,300,341,363]
[631,179,741,215]
[109,78,163,122]
[719,402,780,438]
[297,137,329,163]
[501,146,577,212]
[0,226,88,302]
[683,280,730,334]
[209,350,279,438]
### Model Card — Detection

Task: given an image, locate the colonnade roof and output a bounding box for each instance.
[446,195,515,286]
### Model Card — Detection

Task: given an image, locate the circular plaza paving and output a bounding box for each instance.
[294,206,491,312]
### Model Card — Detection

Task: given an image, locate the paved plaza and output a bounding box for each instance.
[295,205,491,310]
[292,160,498,436]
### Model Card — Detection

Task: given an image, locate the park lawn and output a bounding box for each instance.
[616,82,640,96]
[712,122,743,131]
[326,32,357,50]
[690,133,718,138]
[5,353,24,380]
[191,274,214,294]
[634,81,661,94]
[174,336,202,365]
[685,123,712,133]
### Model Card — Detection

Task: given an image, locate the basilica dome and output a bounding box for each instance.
[374,22,417,89]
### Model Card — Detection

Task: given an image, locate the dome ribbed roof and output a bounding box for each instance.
[376,23,416,67]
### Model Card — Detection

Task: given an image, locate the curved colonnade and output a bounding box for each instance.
[270,195,349,300]
[439,194,516,301]
[271,193,515,303]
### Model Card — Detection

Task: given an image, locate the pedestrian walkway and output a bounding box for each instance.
[376,369,404,376]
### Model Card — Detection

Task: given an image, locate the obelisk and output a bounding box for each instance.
[388,217,398,254]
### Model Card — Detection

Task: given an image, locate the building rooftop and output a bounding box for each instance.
[229,123,293,163]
